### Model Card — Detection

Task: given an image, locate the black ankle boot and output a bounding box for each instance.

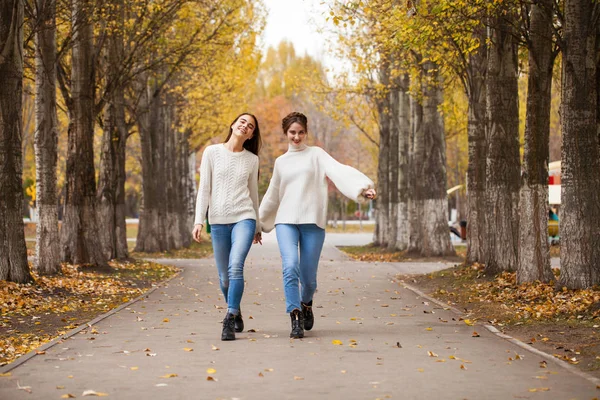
[234,312,244,333]
[290,309,304,339]
[221,313,236,341]
[301,301,314,331]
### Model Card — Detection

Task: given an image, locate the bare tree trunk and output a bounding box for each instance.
[466,25,488,264]
[485,9,520,274]
[98,0,128,260]
[34,0,61,274]
[559,0,600,289]
[517,0,555,283]
[408,63,455,257]
[373,69,391,246]
[0,0,32,283]
[135,80,168,253]
[60,0,108,267]
[395,74,411,251]
[387,86,399,250]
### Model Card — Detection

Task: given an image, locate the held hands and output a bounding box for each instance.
[192,224,203,243]
[253,232,262,245]
[363,188,377,200]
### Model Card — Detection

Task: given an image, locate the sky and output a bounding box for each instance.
[261,0,336,68]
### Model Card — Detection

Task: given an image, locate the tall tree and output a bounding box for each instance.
[408,62,455,256]
[0,0,32,283]
[60,0,108,266]
[517,0,556,283]
[97,0,128,260]
[34,0,61,274]
[484,5,521,274]
[559,0,600,289]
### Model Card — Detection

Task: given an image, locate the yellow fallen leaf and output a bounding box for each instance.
[130,367,138,371]
[331,340,343,345]
[211,345,220,351]
[61,395,76,399]
[436,359,446,363]
[187,340,194,343]
[426,327,433,331]
[448,355,457,360]
[0,373,11,377]
[463,319,474,326]
[417,368,424,372]
[258,372,264,377]
[163,318,170,323]
[264,368,274,372]
[160,374,178,378]
[183,348,193,352]
[57,386,66,389]
[294,376,304,380]
[206,368,217,374]
[427,351,438,357]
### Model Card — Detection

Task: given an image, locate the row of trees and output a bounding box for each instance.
[331,0,600,288]
[1,0,264,282]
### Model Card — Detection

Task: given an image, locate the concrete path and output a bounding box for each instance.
[0,233,594,399]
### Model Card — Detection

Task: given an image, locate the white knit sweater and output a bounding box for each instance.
[194,144,260,233]
[259,144,374,232]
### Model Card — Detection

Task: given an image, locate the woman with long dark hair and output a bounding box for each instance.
[192,112,262,341]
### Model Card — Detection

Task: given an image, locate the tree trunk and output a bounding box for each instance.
[0,0,32,283]
[466,25,488,264]
[517,0,554,283]
[135,80,168,253]
[387,86,399,250]
[373,66,391,247]
[34,0,61,275]
[394,74,411,251]
[60,0,108,267]
[559,0,600,289]
[408,63,455,257]
[98,0,128,260]
[485,10,520,274]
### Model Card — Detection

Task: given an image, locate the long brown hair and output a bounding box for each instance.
[224,113,262,156]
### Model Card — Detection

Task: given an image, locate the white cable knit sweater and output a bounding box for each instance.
[194,144,260,233]
[259,144,374,232]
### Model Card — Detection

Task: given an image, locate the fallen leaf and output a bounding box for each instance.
[57,386,66,389]
[417,368,424,372]
[426,327,433,331]
[211,345,220,351]
[82,390,109,396]
[160,374,178,378]
[206,368,216,374]
[264,368,274,372]
[183,348,193,352]
[17,382,32,393]
[258,372,264,377]
[463,319,474,326]
[130,367,138,371]
[155,384,168,387]
[61,394,76,398]
[472,332,480,337]
[206,376,217,382]
[0,373,12,377]
[331,340,343,345]
[163,318,169,323]
[460,364,467,370]
[294,376,304,380]
[427,351,438,357]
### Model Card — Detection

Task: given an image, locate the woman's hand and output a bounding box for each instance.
[253,232,262,245]
[363,188,377,199]
[192,224,203,243]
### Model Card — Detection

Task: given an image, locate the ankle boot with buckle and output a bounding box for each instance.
[301,301,314,331]
[221,312,236,341]
[289,309,305,339]
[234,311,244,333]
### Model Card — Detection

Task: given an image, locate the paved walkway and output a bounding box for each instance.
[0,233,594,399]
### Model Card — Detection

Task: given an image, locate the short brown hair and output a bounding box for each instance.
[282,112,307,134]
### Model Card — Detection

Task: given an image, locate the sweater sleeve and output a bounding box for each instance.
[319,148,374,203]
[249,156,260,234]
[258,160,281,233]
[194,147,212,225]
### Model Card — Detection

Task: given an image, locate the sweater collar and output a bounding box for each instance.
[287,143,308,152]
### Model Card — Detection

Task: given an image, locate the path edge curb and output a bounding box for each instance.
[400,281,600,387]
[0,267,183,375]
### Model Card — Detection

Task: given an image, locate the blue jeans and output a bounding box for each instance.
[275,224,326,313]
[210,219,256,315]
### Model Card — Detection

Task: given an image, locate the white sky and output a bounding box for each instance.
[261,0,337,69]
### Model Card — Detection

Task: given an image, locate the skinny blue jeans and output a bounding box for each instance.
[210,219,256,315]
[275,224,326,313]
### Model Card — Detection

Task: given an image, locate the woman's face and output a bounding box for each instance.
[231,115,255,140]
[286,122,307,146]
